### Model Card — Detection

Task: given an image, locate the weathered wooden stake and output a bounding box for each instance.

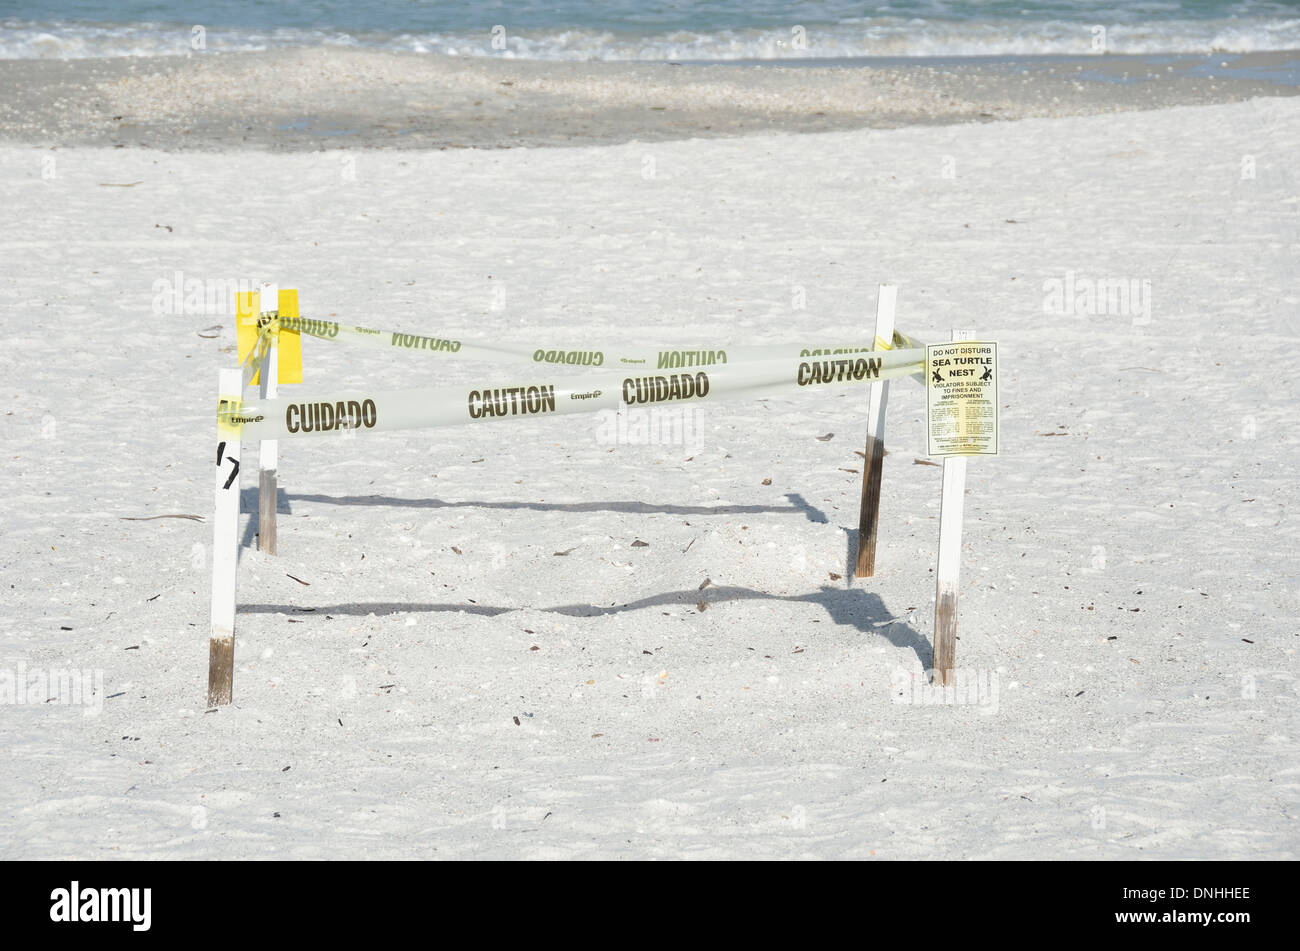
[209,367,243,706]
[931,328,976,685]
[257,283,279,555]
[854,283,897,578]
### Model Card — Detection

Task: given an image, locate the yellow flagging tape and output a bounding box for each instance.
[892,329,925,351]
[276,289,302,383]
[240,322,275,382]
[236,289,302,384]
[216,393,243,437]
[218,349,927,441]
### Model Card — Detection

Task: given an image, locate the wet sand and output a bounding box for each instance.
[2,47,1296,150]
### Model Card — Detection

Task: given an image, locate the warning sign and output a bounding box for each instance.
[926,341,998,457]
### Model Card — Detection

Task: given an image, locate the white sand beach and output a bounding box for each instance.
[1,85,1298,858]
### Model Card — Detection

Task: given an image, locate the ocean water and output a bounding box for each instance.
[0,1,1298,60]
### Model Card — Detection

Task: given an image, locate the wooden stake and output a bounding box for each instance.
[257,283,279,556]
[854,284,897,578]
[209,367,243,706]
[932,328,976,685]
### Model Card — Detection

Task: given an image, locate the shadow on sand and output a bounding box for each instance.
[245,584,931,668]
[282,489,830,523]
[239,489,929,666]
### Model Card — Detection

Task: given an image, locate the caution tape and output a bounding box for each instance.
[220,349,925,441]
[237,289,304,384]
[277,314,924,371]
[240,321,275,383]
[891,329,926,351]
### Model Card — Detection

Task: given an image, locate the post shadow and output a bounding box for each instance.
[243,583,932,668]
[235,486,934,658]
[282,490,829,523]
[239,485,292,551]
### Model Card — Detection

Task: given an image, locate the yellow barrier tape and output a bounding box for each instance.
[236,288,302,384]
[892,329,926,351]
[219,349,930,441]
[273,312,929,373]
[216,392,243,437]
[277,289,303,384]
[240,321,275,382]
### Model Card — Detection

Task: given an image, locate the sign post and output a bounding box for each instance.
[257,283,279,555]
[855,284,896,578]
[209,368,243,706]
[925,331,998,684]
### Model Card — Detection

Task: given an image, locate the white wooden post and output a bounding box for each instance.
[209,367,243,706]
[257,283,279,555]
[855,283,896,578]
[932,328,976,685]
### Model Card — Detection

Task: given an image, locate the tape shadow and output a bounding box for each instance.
[243,584,931,667]
[283,490,830,523]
